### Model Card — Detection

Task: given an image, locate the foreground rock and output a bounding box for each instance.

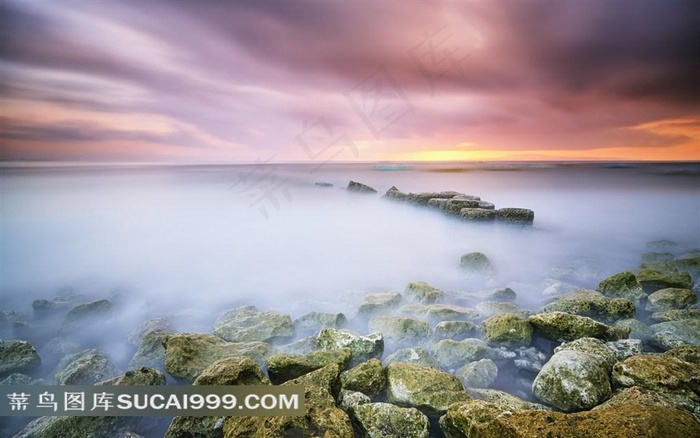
[223,364,353,437]
[385,362,470,416]
[316,328,384,366]
[55,348,119,385]
[439,399,700,438]
[467,388,550,411]
[266,349,351,384]
[532,350,611,411]
[349,402,429,438]
[163,333,271,381]
[16,367,165,438]
[340,359,386,397]
[213,306,294,343]
[0,339,41,375]
[637,265,693,293]
[528,312,615,342]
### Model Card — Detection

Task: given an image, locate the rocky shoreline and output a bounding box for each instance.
[1,236,699,436]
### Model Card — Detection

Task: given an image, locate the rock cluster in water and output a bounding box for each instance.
[1,244,699,437]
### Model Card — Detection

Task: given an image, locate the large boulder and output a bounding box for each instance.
[528,312,614,342]
[405,281,445,304]
[637,266,693,293]
[368,315,431,350]
[316,328,383,366]
[456,359,498,389]
[532,350,611,411]
[664,345,700,365]
[540,290,635,323]
[128,330,169,370]
[0,339,40,375]
[266,349,351,384]
[650,318,700,349]
[645,288,697,311]
[349,402,430,438]
[481,313,533,347]
[213,306,294,343]
[55,349,119,385]
[385,362,470,416]
[163,333,271,382]
[430,338,514,370]
[597,271,646,302]
[553,337,617,372]
[340,358,386,397]
[223,364,353,438]
[165,357,268,438]
[439,399,700,438]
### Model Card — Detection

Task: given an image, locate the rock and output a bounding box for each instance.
[399,303,480,324]
[593,385,682,412]
[316,328,383,366]
[128,330,169,370]
[474,302,532,319]
[645,288,697,311]
[407,191,465,206]
[467,388,551,411]
[642,251,675,263]
[349,402,429,438]
[460,208,497,221]
[275,336,318,355]
[444,198,480,215]
[553,337,617,372]
[481,313,533,347]
[165,357,268,438]
[213,306,294,343]
[597,271,646,302]
[266,349,351,384]
[496,208,534,224]
[383,347,439,368]
[347,180,377,193]
[15,367,164,438]
[650,318,700,348]
[456,287,517,304]
[55,348,119,385]
[433,321,478,341]
[405,281,445,304]
[163,333,271,382]
[127,317,172,346]
[605,338,644,361]
[431,339,514,370]
[532,350,612,411]
[62,299,113,330]
[650,308,700,323]
[528,312,612,342]
[460,252,494,276]
[439,398,700,438]
[637,266,693,293]
[1,373,32,385]
[0,339,41,374]
[368,315,431,350]
[293,312,347,336]
[427,198,450,209]
[513,347,548,373]
[540,289,635,323]
[222,364,353,438]
[384,186,409,201]
[385,362,470,416]
[340,390,371,410]
[340,358,386,397]
[315,182,333,187]
[614,318,652,340]
[358,291,403,315]
[664,345,700,365]
[456,359,498,388]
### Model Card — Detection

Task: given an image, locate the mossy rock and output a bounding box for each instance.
[349,402,429,438]
[460,252,495,276]
[645,288,697,311]
[213,306,294,343]
[340,358,386,398]
[637,267,692,293]
[528,312,612,342]
[456,359,498,389]
[474,302,532,319]
[431,339,511,370]
[612,354,700,393]
[649,319,700,347]
[383,347,439,368]
[385,362,470,416]
[98,366,166,386]
[540,289,635,323]
[266,349,351,384]
[650,308,700,323]
[399,303,480,324]
[316,328,384,367]
[597,271,646,302]
[553,337,617,372]
[368,315,431,350]
[466,388,550,411]
[433,321,479,341]
[357,291,403,315]
[128,329,169,370]
[62,299,113,330]
[405,281,445,304]
[0,339,41,374]
[664,345,700,366]
[613,318,652,340]
[481,313,533,347]
[293,312,347,336]
[55,349,119,385]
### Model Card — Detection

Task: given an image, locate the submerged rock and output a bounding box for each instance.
[266,349,351,384]
[163,333,271,382]
[532,350,612,411]
[127,317,173,346]
[55,348,119,385]
[513,347,548,373]
[347,180,378,193]
[540,289,635,323]
[61,299,113,331]
[213,306,294,344]
[0,339,41,375]
[316,328,384,366]
[645,288,697,311]
[349,402,430,438]
[385,362,470,416]
[340,358,386,397]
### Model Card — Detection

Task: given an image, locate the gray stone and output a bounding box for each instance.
[456,359,498,388]
[340,389,370,410]
[213,306,294,343]
[433,321,478,341]
[383,347,439,368]
[55,349,119,385]
[598,271,647,302]
[645,288,697,311]
[460,252,494,276]
[368,315,431,350]
[430,338,514,370]
[358,291,403,315]
[316,328,384,366]
[0,339,41,374]
[399,303,480,324]
[460,208,497,221]
[347,180,377,193]
[293,312,347,336]
[540,289,636,323]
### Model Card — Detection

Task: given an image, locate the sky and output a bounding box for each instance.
[1,0,699,163]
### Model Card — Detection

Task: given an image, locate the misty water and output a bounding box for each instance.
[1,161,699,375]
